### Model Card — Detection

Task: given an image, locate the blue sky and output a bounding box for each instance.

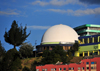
[0,0,100,51]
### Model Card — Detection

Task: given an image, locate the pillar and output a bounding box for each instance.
[92,37,94,43]
[88,38,89,43]
[98,51,99,55]
[83,52,84,57]
[88,51,89,56]
[83,39,84,44]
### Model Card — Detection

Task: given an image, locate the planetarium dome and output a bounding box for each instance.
[41,24,78,44]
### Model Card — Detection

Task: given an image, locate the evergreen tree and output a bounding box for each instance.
[0,41,6,60]
[19,43,34,58]
[4,20,30,49]
[22,66,30,71]
[1,49,22,71]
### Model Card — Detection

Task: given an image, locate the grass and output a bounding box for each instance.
[21,56,42,69]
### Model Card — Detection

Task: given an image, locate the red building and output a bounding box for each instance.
[36,57,100,71]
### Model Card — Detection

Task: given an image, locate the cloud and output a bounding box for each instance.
[0,9,19,16]
[47,7,100,16]
[31,0,86,6]
[0,9,20,16]
[27,25,51,30]
[79,0,100,5]
[0,9,27,17]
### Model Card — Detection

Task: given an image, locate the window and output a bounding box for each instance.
[78,67,80,70]
[36,69,39,71]
[80,53,83,56]
[72,67,74,70]
[59,68,62,70]
[85,53,88,56]
[94,37,98,43]
[89,37,92,43]
[63,68,66,70]
[69,68,71,70]
[51,68,53,71]
[42,69,45,71]
[45,69,47,71]
[84,38,88,44]
[91,62,94,64]
[86,67,89,69]
[86,62,89,64]
[90,52,93,55]
[91,67,94,69]
[54,68,56,71]
[82,67,84,70]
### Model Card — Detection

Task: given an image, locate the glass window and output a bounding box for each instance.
[84,38,88,44]
[45,69,47,71]
[86,67,89,69]
[69,68,71,70]
[72,67,74,70]
[36,69,39,71]
[91,62,94,64]
[91,67,94,69]
[94,62,96,64]
[63,68,66,70]
[51,68,53,71]
[42,69,45,71]
[89,37,92,43]
[80,53,83,56]
[94,37,98,43]
[59,68,62,70]
[54,68,56,71]
[85,53,88,56]
[86,62,89,64]
[82,67,84,70]
[78,67,80,70]
[90,52,93,55]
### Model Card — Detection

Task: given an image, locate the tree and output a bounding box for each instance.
[41,45,67,64]
[1,49,22,71]
[0,41,6,60]
[19,43,34,58]
[22,66,30,71]
[4,20,30,49]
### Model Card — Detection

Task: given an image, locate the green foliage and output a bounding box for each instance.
[4,20,30,49]
[0,49,22,71]
[41,45,67,64]
[22,66,30,71]
[19,43,34,58]
[0,41,6,61]
[71,42,79,52]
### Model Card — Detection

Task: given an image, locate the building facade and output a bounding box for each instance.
[74,24,100,36]
[36,24,78,54]
[36,57,100,71]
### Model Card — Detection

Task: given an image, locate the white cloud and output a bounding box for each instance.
[0,9,19,15]
[31,0,86,6]
[0,9,27,17]
[47,7,100,16]
[27,25,51,30]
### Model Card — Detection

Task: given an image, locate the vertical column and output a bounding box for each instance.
[83,39,84,44]
[92,37,94,43]
[98,36,100,42]
[93,51,94,55]
[88,51,89,56]
[83,52,84,56]
[88,38,89,43]
[98,51,99,55]
[77,52,79,57]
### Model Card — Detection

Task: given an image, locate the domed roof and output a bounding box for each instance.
[41,24,78,44]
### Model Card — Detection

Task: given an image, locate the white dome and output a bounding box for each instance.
[41,24,78,44]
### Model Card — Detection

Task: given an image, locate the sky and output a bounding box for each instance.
[0,0,100,51]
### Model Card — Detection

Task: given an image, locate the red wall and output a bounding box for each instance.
[36,57,100,71]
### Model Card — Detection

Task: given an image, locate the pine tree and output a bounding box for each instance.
[4,20,30,49]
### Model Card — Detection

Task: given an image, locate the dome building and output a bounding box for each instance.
[36,24,78,54]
